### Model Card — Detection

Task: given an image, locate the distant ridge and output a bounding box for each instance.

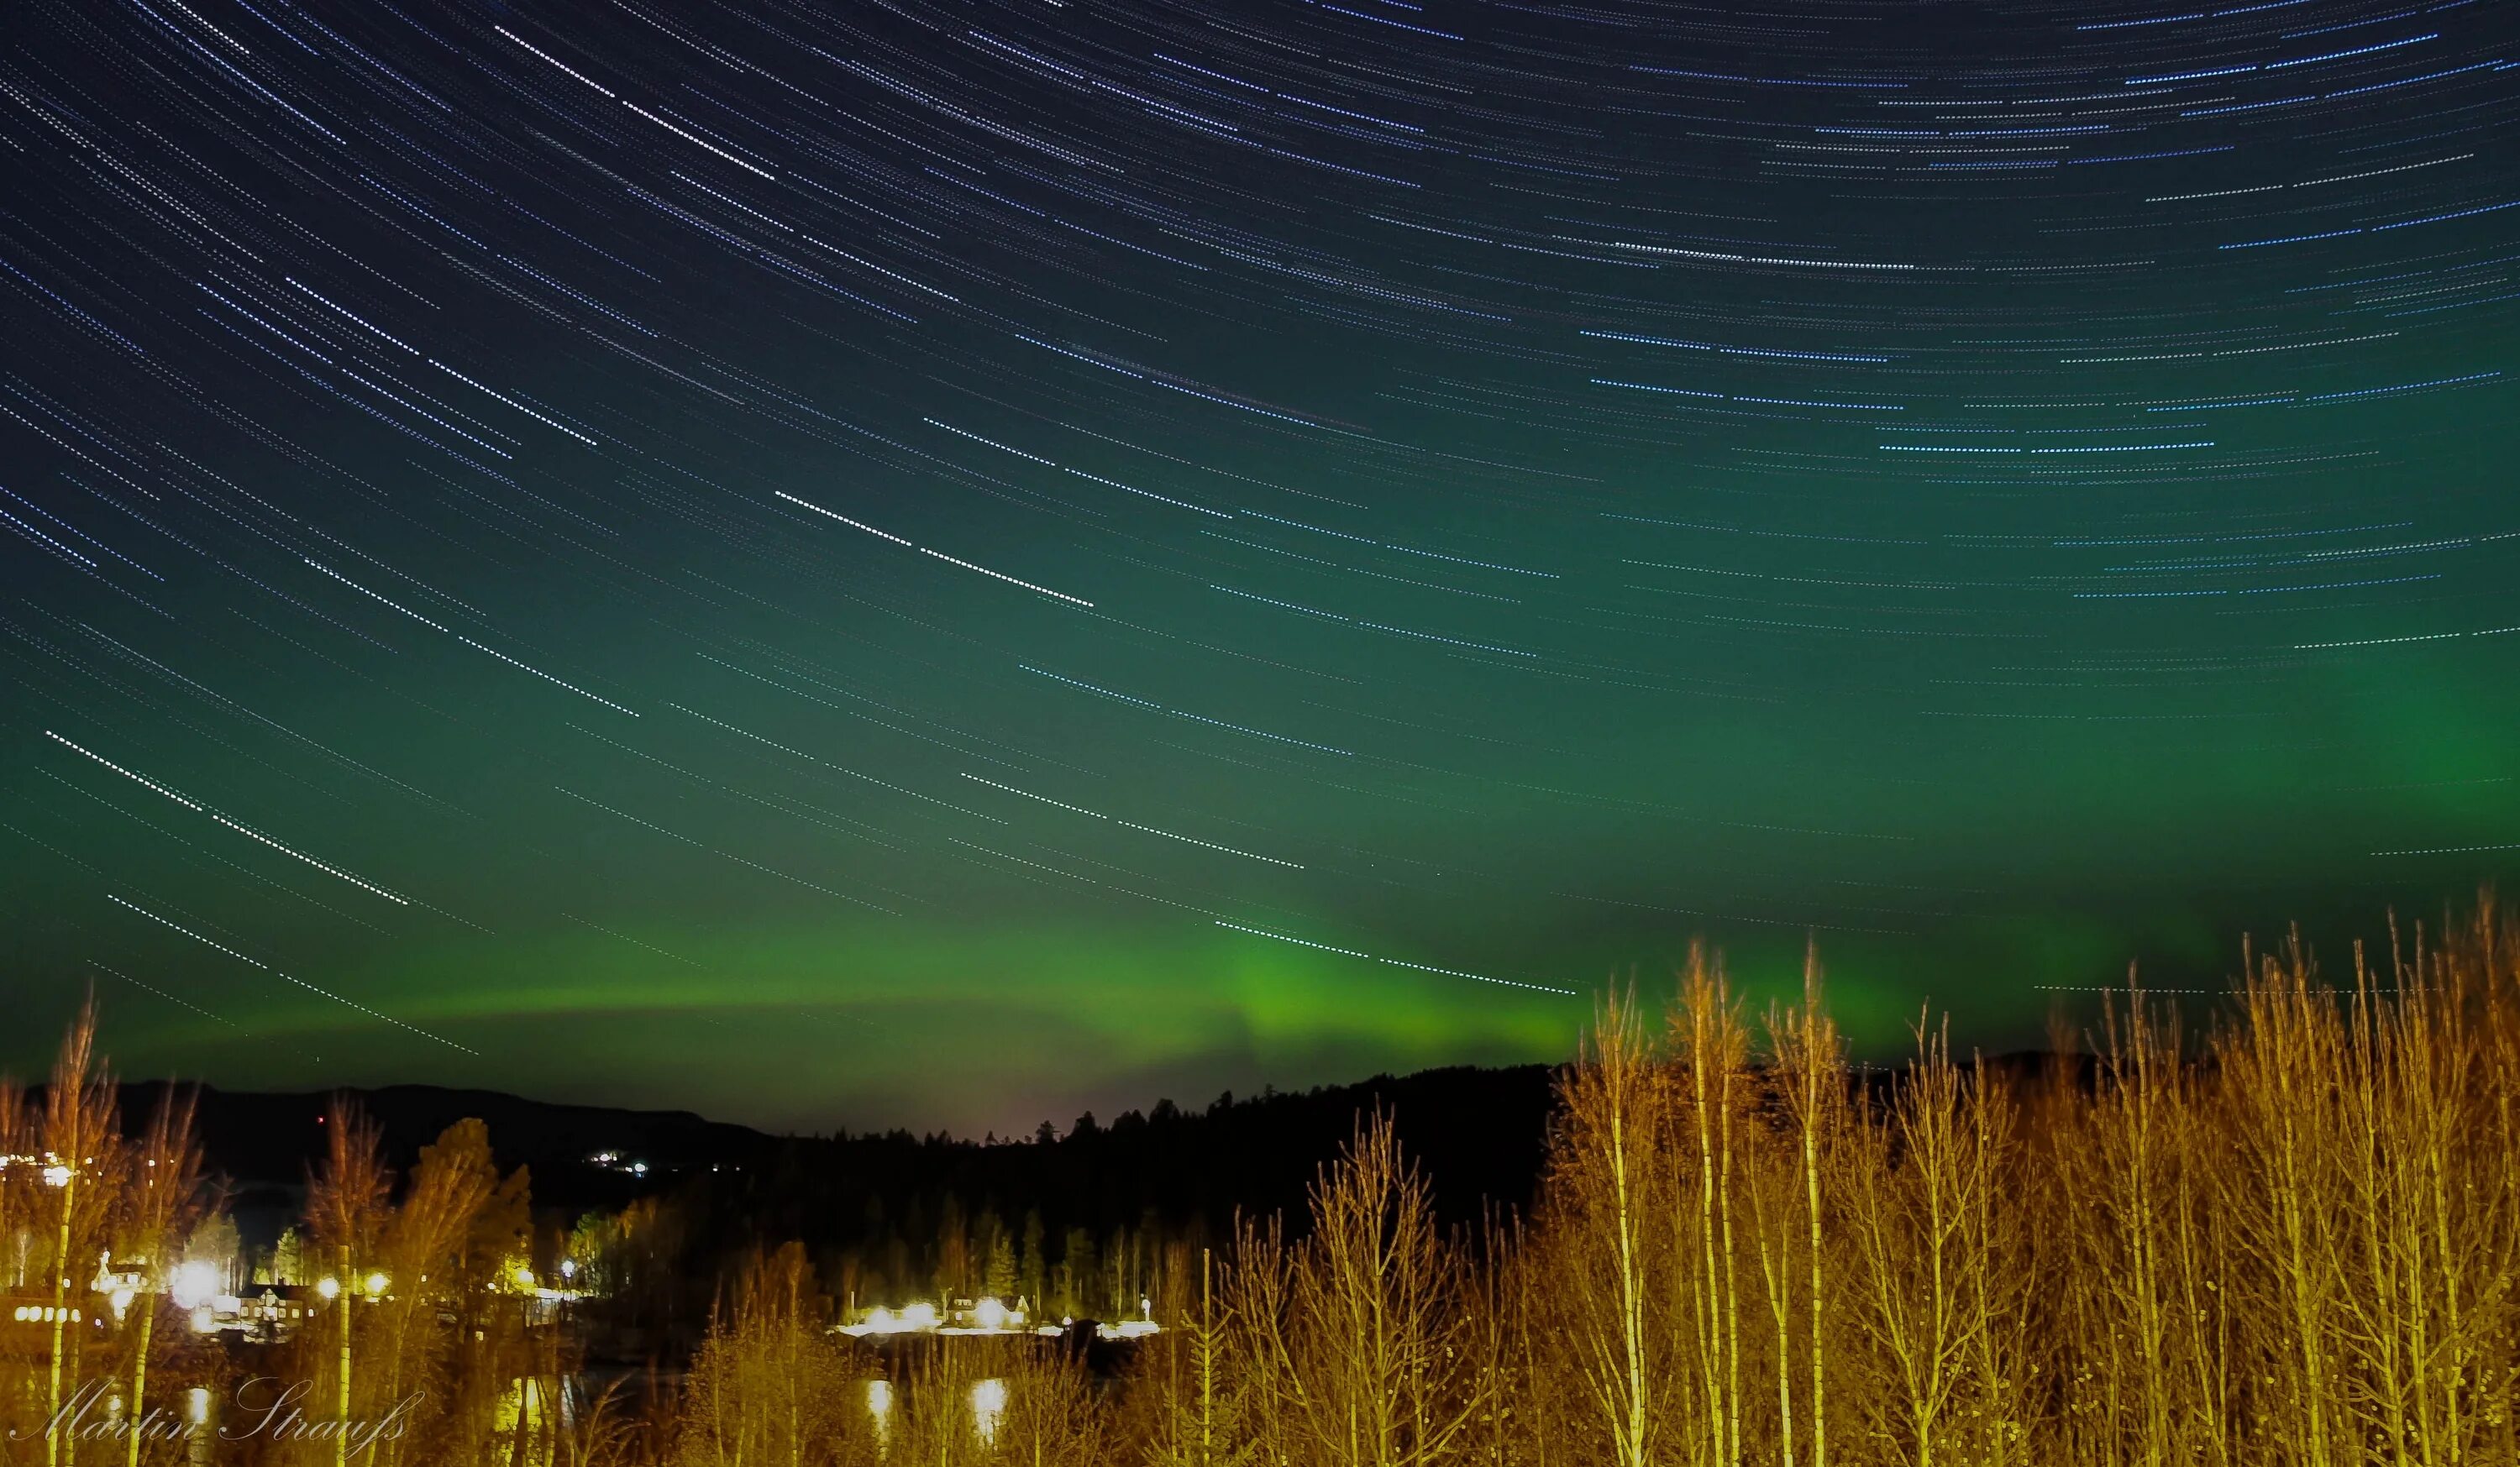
[75,1064,1562,1227]
[87,1080,774,1209]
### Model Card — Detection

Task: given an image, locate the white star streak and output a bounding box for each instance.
[45,730,202,809]
[108,895,475,1053]
[203,814,409,904]
[552,787,900,913]
[1215,920,1577,994]
[959,773,1306,867]
[776,491,1094,606]
[48,731,409,903]
[458,637,640,715]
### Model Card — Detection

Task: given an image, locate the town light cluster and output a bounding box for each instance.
[834,1294,1159,1340]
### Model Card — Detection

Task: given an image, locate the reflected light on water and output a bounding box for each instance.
[864,1379,892,1456]
[971,1377,1007,1445]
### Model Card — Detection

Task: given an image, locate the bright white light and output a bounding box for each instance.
[841,1301,947,1338]
[865,1379,893,1453]
[186,1387,211,1425]
[41,1164,71,1187]
[171,1260,220,1310]
[512,1265,535,1290]
[365,1272,391,1297]
[109,1288,135,1319]
[314,1277,340,1301]
[189,1306,215,1334]
[559,1260,576,1281]
[973,1297,1007,1331]
[971,1379,1007,1445]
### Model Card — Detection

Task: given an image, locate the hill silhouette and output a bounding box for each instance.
[85,1064,1562,1248]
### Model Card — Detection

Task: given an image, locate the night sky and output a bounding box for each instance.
[3,0,2515,1134]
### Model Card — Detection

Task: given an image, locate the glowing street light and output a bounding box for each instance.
[314,1276,340,1301]
[171,1260,220,1311]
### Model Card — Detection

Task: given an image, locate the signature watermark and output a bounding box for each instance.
[11,1377,422,1459]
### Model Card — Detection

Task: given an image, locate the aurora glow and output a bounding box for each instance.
[3,0,2515,1133]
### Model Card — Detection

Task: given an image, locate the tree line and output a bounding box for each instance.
[4,897,2518,1464]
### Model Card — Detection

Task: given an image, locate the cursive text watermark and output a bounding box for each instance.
[10,1376,423,1459]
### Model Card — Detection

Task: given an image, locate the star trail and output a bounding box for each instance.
[2,0,2515,1132]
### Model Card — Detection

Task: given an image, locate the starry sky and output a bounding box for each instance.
[3,0,2515,1135]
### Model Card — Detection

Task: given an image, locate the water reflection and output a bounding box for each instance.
[971,1377,1007,1445]
[865,1379,893,1457]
